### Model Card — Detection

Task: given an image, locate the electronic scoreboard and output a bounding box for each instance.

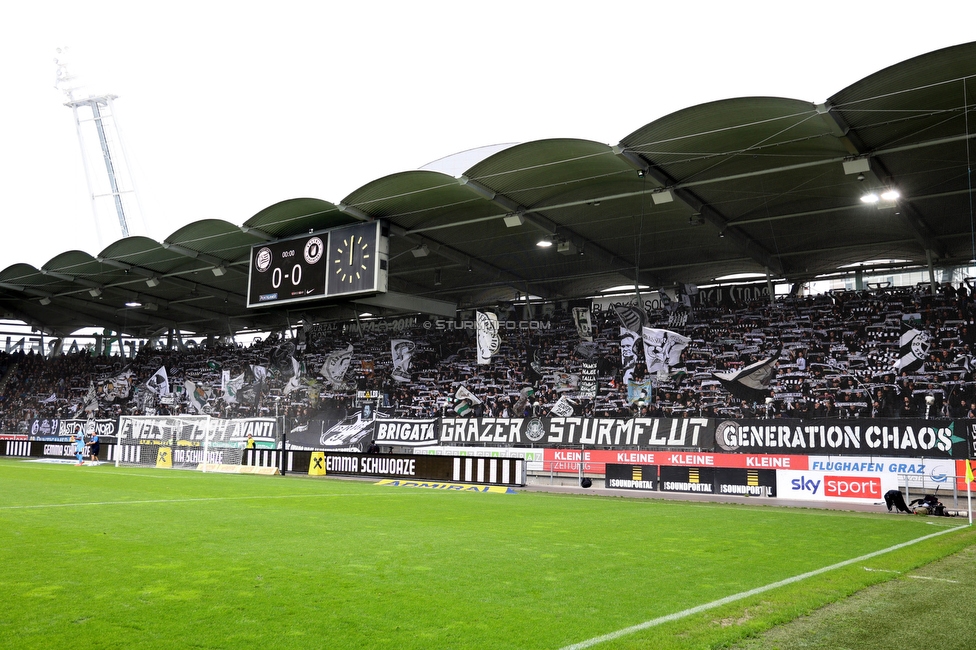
[246,221,388,308]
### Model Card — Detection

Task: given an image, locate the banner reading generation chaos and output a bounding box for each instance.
[713,418,969,458]
[437,417,972,459]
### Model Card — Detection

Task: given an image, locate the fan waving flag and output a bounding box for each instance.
[894,322,931,372]
[641,327,690,374]
[223,373,245,404]
[184,380,209,413]
[572,307,593,341]
[145,366,170,396]
[550,395,576,417]
[321,344,354,389]
[455,385,483,405]
[391,339,416,382]
[713,352,779,403]
[612,304,646,334]
[476,311,501,365]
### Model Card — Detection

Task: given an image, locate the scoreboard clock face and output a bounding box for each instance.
[326,222,381,297]
[246,234,328,307]
[247,221,387,308]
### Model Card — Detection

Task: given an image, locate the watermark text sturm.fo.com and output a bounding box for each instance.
[423,320,552,330]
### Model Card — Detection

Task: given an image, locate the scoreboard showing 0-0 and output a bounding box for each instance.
[247,221,388,308]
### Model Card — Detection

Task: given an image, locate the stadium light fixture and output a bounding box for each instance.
[39,297,52,306]
[212,265,227,276]
[89,287,102,297]
[536,237,553,248]
[503,213,525,227]
[861,188,899,204]
[651,189,674,205]
[842,158,871,175]
[125,301,142,308]
[146,276,161,287]
[411,244,430,257]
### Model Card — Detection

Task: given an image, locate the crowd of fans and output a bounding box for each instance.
[1,282,975,434]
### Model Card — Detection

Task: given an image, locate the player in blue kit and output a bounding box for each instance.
[72,434,86,466]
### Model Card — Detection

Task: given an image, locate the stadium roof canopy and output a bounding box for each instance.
[3,42,976,339]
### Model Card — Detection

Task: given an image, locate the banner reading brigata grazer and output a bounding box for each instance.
[713,418,968,459]
[374,418,438,447]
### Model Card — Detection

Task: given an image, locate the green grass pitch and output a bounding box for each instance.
[1,458,973,650]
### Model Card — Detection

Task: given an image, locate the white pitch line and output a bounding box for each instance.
[0,492,401,510]
[907,575,960,583]
[863,567,960,583]
[559,525,967,650]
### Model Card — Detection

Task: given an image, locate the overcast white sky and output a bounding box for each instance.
[1,1,974,268]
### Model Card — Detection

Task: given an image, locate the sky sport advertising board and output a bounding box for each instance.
[776,455,960,504]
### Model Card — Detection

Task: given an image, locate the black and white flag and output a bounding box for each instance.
[612,304,646,334]
[476,311,501,365]
[145,366,170,396]
[82,382,99,413]
[550,395,576,417]
[321,344,354,390]
[524,345,544,384]
[391,339,416,383]
[713,353,779,403]
[641,327,690,375]
[620,327,642,385]
[572,307,593,341]
[894,323,930,373]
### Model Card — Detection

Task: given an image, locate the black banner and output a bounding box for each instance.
[28,417,120,442]
[713,418,968,459]
[580,362,598,399]
[659,466,716,493]
[439,417,712,448]
[321,453,433,479]
[373,418,438,447]
[713,468,776,497]
[605,464,658,490]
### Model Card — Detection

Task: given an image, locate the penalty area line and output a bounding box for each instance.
[559,524,967,650]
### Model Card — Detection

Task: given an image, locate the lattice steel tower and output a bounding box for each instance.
[54,47,146,245]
